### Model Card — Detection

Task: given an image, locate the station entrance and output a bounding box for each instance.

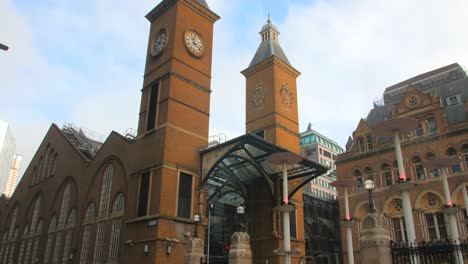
[199,134,327,263]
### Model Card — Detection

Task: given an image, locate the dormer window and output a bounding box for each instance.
[366,135,373,151]
[445,94,461,106]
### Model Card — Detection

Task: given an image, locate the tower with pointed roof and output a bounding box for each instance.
[242,16,301,154]
[242,16,306,263]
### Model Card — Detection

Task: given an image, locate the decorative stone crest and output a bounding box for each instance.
[252,82,265,109]
[405,95,420,108]
[229,232,252,264]
[280,83,293,110]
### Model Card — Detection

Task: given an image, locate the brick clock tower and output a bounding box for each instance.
[242,16,301,154]
[134,0,219,263]
[242,17,306,263]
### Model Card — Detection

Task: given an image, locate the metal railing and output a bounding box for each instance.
[391,240,468,264]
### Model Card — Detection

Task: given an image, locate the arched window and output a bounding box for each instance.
[2,227,18,264]
[447,147,461,173]
[40,146,51,181]
[426,153,439,178]
[17,224,29,264]
[108,194,125,263]
[365,167,374,181]
[421,193,447,241]
[50,153,58,176]
[44,147,55,179]
[382,163,393,186]
[52,183,72,264]
[43,216,57,263]
[386,199,406,242]
[413,156,425,180]
[93,164,114,264]
[0,233,7,262]
[36,156,44,184]
[79,203,96,264]
[30,220,43,264]
[354,170,363,192]
[23,197,42,264]
[62,209,76,264]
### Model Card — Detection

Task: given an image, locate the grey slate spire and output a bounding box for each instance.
[196,0,209,9]
[248,15,291,67]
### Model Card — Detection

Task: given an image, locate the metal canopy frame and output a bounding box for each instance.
[200,134,328,203]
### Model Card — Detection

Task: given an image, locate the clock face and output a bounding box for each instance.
[184,30,204,57]
[151,29,168,57]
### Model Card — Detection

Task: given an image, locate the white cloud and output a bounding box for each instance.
[2,0,468,180]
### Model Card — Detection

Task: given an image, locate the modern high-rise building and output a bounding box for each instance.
[4,154,22,197]
[0,121,16,196]
[301,125,344,200]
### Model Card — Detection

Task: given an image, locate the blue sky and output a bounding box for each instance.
[1,0,468,178]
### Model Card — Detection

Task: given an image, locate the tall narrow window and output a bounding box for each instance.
[146,83,159,131]
[392,217,406,242]
[44,216,56,264]
[415,124,424,137]
[354,170,363,192]
[289,210,297,239]
[80,203,95,264]
[427,117,437,133]
[53,183,72,264]
[366,135,373,151]
[177,172,193,218]
[425,213,447,240]
[62,209,76,264]
[365,167,374,181]
[358,138,365,153]
[138,172,150,217]
[108,194,125,264]
[447,148,461,173]
[30,220,43,264]
[382,163,392,186]
[413,156,425,180]
[426,153,439,178]
[94,163,114,264]
[98,164,114,217]
[18,224,29,264]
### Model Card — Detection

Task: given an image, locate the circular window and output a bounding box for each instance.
[405,95,420,108]
[427,196,437,207]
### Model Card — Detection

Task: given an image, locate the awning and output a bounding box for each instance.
[200,134,328,203]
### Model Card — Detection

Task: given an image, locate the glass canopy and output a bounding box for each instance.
[200,134,328,204]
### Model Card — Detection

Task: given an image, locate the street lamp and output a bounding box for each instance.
[193,214,201,238]
[364,179,376,213]
[236,205,245,232]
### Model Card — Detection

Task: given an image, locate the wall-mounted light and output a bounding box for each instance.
[144,244,149,254]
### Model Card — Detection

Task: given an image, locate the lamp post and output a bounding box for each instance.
[364,179,376,213]
[193,214,201,238]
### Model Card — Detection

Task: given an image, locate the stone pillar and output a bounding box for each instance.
[359,213,392,264]
[229,232,252,264]
[185,237,204,264]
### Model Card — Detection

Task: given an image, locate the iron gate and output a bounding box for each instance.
[391,240,468,264]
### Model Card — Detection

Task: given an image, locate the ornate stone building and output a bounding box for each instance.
[336,63,468,263]
[0,1,328,263]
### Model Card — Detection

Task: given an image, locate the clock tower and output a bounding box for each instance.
[242,16,301,154]
[242,16,306,263]
[134,0,219,263]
